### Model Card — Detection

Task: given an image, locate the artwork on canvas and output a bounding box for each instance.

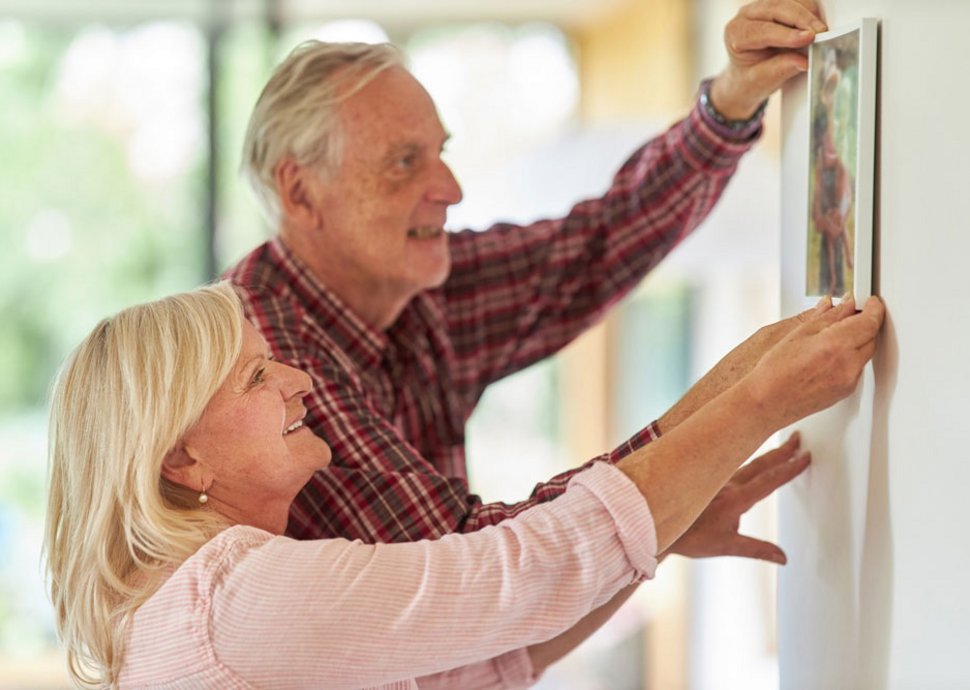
[806,18,877,301]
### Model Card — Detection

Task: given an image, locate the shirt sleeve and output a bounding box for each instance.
[414,648,536,690]
[209,463,658,689]
[442,96,762,396]
[286,355,662,543]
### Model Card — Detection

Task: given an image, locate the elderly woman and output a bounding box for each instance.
[45,282,883,689]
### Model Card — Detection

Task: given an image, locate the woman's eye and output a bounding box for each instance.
[250,367,266,386]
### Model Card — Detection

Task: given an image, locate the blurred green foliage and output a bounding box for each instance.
[0,20,271,674]
[0,23,209,411]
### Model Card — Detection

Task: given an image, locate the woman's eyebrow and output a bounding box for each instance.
[236,352,267,383]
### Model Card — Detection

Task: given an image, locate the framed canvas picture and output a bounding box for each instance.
[805,18,878,302]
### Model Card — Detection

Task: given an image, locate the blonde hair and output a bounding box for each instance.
[44,282,243,688]
[241,40,406,225]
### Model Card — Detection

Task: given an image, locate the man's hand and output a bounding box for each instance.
[711,0,828,120]
[662,433,809,564]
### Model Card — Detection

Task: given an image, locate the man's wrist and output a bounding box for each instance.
[700,77,767,132]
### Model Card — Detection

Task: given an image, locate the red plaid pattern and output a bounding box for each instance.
[224,100,760,543]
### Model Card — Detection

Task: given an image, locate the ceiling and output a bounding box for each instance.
[0,0,639,30]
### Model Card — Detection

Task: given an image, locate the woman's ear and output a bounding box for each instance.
[161,443,199,489]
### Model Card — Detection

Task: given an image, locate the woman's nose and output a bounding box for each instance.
[275,361,311,399]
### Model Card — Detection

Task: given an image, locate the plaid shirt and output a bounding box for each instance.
[224,99,761,543]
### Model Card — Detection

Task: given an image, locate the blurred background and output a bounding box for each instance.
[0,0,786,687]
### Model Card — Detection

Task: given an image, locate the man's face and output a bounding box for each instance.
[304,67,463,309]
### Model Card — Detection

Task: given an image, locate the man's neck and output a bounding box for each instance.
[278,233,412,332]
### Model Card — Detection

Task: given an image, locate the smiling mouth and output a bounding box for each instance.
[283,419,304,435]
[407,226,444,239]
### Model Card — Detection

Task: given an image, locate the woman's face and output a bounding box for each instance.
[177,319,331,531]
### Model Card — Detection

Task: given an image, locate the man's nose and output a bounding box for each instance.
[429,159,463,205]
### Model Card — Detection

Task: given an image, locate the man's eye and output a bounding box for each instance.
[397,154,417,170]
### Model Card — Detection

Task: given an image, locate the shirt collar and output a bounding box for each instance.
[267,237,390,368]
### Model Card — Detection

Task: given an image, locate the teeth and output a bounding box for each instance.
[284,420,304,434]
[407,226,443,239]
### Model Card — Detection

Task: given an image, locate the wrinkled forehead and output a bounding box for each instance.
[337,66,444,135]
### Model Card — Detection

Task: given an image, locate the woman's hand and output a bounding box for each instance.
[657,306,816,434]
[742,295,885,430]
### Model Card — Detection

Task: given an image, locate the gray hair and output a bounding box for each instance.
[241,40,407,225]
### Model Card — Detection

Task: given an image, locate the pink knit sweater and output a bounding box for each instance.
[118,462,657,689]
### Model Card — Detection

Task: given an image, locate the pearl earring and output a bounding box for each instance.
[199,481,209,504]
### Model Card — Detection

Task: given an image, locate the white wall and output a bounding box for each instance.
[779,2,970,689]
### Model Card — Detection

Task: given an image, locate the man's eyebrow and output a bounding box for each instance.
[380,142,423,167]
[387,141,422,154]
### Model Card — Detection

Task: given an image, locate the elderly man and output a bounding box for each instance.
[227,4,825,549]
[224,2,837,680]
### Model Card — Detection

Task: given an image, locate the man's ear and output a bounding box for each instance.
[276,158,323,232]
[161,443,200,490]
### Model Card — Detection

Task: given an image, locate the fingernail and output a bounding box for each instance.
[815,296,831,311]
[841,292,853,302]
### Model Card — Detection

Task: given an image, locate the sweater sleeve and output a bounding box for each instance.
[206,463,657,689]
[414,648,536,690]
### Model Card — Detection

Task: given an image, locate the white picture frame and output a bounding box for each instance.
[805,18,878,303]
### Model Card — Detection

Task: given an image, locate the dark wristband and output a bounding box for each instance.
[699,78,767,132]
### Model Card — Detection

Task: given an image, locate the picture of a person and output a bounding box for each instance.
[810,51,854,296]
